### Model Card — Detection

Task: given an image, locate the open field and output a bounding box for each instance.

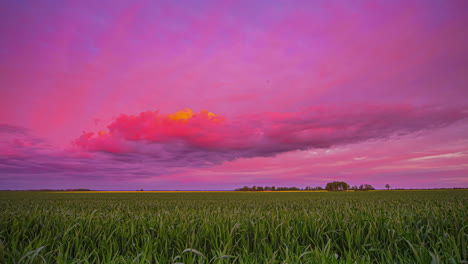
[0,190,467,263]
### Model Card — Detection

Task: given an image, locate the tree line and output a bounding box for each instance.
[325,182,376,191]
[235,181,384,191]
[234,186,302,191]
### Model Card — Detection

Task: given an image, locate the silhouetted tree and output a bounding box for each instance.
[385,184,391,190]
[358,184,375,191]
[325,181,350,191]
[235,185,308,192]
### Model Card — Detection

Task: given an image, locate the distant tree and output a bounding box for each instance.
[325,181,350,191]
[385,184,391,190]
[235,185,306,191]
[275,186,300,191]
[358,184,375,191]
[305,186,311,190]
[343,182,350,191]
[351,185,358,191]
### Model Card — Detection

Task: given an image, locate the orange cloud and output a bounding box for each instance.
[169,108,193,121]
[76,109,228,152]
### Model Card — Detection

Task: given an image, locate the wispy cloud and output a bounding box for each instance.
[409,151,468,161]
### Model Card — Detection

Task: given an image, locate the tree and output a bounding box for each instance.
[358,184,375,191]
[342,182,350,191]
[385,184,391,190]
[325,181,350,191]
[236,186,250,191]
[351,185,358,191]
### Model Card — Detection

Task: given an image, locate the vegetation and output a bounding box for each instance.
[359,184,375,191]
[234,186,301,191]
[0,190,467,263]
[234,181,376,192]
[305,186,323,191]
[325,181,350,191]
[235,182,375,192]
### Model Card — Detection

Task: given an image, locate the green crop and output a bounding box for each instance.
[0,190,466,263]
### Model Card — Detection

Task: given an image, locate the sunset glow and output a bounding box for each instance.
[1,0,467,190]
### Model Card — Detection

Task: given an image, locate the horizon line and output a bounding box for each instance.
[1,188,467,192]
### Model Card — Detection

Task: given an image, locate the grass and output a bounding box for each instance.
[0,190,467,263]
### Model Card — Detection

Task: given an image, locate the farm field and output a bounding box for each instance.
[0,190,467,264]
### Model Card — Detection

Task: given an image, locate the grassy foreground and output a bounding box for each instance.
[0,190,466,263]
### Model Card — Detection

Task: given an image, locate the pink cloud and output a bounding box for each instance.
[2,0,467,146]
[1,107,467,190]
[0,124,185,189]
[74,105,468,167]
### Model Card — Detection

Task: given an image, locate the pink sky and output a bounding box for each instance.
[1,0,467,190]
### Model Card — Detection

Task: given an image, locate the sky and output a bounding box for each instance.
[1,0,467,190]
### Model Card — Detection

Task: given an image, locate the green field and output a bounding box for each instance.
[0,190,467,263]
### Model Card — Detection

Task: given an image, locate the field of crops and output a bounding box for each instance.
[0,190,467,264]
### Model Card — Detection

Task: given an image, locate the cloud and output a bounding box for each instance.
[1,104,467,189]
[0,124,30,135]
[74,105,468,166]
[408,151,468,161]
[0,123,49,157]
[0,124,184,186]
